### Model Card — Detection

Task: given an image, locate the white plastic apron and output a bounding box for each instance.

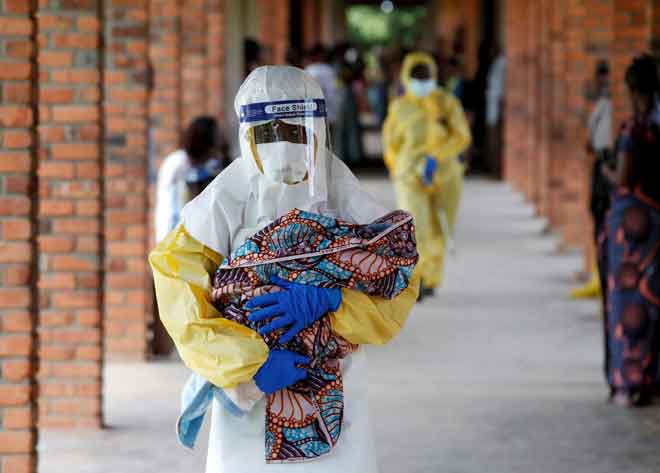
[181,154,387,473]
[205,348,378,473]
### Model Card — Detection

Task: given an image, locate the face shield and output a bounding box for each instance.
[235,66,330,200]
[240,100,326,186]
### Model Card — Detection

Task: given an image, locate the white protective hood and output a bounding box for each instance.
[181,65,387,256]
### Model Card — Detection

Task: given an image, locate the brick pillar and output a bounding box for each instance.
[462,0,481,80]
[653,2,660,55]
[581,0,614,270]
[611,0,652,127]
[206,0,225,121]
[547,0,568,229]
[526,0,540,205]
[503,0,529,193]
[258,0,289,65]
[560,0,590,246]
[103,0,151,358]
[302,0,322,50]
[0,2,38,471]
[181,0,207,127]
[148,0,181,166]
[434,0,480,78]
[535,0,552,219]
[36,1,104,428]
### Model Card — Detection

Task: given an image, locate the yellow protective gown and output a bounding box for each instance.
[383,52,471,289]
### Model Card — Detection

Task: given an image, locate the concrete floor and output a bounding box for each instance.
[39,177,660,473]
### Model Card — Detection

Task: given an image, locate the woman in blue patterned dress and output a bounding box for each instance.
[601,54,660,407]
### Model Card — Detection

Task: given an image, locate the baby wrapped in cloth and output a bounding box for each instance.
[211,208,418,462]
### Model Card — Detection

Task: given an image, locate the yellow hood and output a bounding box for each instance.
[400,51,438,95]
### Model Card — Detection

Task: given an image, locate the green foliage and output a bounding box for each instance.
[346,5,427,48]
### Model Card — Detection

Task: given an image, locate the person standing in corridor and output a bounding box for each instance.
[571,60,612,300]
[150,66,419,472]
[601,54,660,407]
[383,52,471,298]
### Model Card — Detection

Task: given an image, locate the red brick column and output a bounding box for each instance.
[462,0,481,79]
[546,0,568,229]
[36,1,104,428]
[0,2,38,470]
[535,0,552,219]
[258,0,289,65]
[503,0,658,262]
[206,0,225,121]
[611,0,652,127]
[302,0,322,51]
[503,0,530,193]
[148,0,181,167]
[181,0,207,127]
[526,0,540,205]
[653,2,660,55]
[434,0,480,77]
[581,0,614,270]
[559,0,590,246]
[103,0,151,358]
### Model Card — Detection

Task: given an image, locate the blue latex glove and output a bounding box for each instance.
[246,275,342,344]
[253,349,310,394]
[422,156,438,186]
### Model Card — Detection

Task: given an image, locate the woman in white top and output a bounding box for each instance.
[154,116,224,243]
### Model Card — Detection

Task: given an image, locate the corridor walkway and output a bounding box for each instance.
[39,178,660,473]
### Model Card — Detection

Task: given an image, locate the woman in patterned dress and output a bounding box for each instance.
[601,54,660,407]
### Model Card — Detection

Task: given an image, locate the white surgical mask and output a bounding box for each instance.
[409,78,436,97]
[256,141,309,184]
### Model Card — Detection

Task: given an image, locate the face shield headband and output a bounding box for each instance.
[239,99,327,123]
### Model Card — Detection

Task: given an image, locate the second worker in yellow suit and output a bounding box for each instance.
[383,52,471,296]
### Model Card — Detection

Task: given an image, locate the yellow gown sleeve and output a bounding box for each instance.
[382,103,401,171]
[330,271,420,345]
[433,94,472,161]
[148,224,269,388]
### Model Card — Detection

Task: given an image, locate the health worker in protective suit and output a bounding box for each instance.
[149,66,419,473]
[383,52,471,296]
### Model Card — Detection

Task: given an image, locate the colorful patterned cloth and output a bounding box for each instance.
[601,107,660,400]
[211,209,418,462]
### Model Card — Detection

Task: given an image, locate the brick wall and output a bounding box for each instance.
[503,0,529,193]
[181,0,207,126]
[503,0,658,262]
[560,0,590,246]
[505,0,596,248]
[654,2,660,55]
[581,0,615,267]
[103,0,151,359]
[36,0,104,429]
[546,0,568,230]
[302,0,322,51]
[534,0,552,220]
[148,0,181,167]
[0,2,38,471]
[258,0,289,65]
[206,0,225,122]
[0,0,236,444]
[611,0,653,127]
[434,0,481,77]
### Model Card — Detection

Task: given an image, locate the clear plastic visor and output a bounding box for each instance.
[239,99,329,192]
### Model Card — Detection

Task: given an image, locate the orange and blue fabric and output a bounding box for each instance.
[149,210,420,460]
[601,102,660,398]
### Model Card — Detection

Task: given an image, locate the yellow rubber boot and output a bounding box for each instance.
[570,271,601,299]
